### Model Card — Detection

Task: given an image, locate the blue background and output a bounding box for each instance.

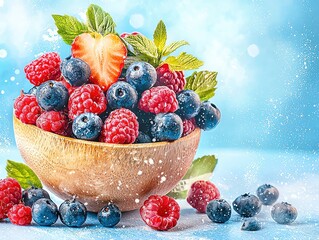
[0,0,318,151]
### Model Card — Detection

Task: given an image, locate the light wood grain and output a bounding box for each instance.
[13,116,201,212]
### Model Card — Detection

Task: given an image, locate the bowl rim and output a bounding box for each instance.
[13,116,201,149]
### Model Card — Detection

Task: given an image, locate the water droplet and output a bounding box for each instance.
[129,14,144,29]
[0,49,7,58]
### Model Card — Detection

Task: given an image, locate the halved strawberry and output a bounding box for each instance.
[71,33,127,91]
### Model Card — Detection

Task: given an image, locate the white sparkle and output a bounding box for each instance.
[10,76,15,81]
[0,49,7,58]
[160,176,166,183]
[247,44,260,58]
[137,170,143,176]
[1,90,4,94]
[135,198,140,203]
[14,69,20,75]
[129,14,144,29]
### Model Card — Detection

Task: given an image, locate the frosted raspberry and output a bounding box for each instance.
[187,180,220,213]
[156,64,186,93]
[182,118,196,137]
[68,84,107,120]
[14,93,42,125]
[8,204,32,226]
[24,52,61,86]
[36,111,69,136]
[0,178,22,219]
[138,86,178,114]
[140,195,180,231]
[100,108,139,144]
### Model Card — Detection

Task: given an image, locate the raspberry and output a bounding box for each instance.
[140,195,180,231]
[8,204,32,226]
[36,111,69,136]
[24,52,61,86]
[14,93,42,125]
[100,108,139,144]
[0,178,22,219]
[156,64,186,93]
[138,86,178,114]
[182,118,196,137]
[68,84,107,120]
[187,180,220,213]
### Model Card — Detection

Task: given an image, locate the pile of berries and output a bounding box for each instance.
[0,177,121,228]
[14,50,221,144]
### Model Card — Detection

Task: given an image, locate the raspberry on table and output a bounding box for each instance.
[100,108,139,144]
[182,118,196,137]
[24,52,61,86]
[138,86,178,114]
[156,63,186,93]
[14,93,42,125]
[8,204,32,226]
[140,195,180,231]
[0,178,22,219]
[36,111,69,136]
[187,180,220,213]
[68,84,107,120]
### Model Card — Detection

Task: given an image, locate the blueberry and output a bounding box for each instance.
[175,90,201,119]
[32,198,59,226]
[151,113,183,142]
[271,202,297,224]
[206,199,232,223]
[24,86,37,95]
[72,113,103,140]
[61,57,90,86]
[232,193,262,217]
[195,101,221,131]
[107,81,138,109]
[98,203,122,227]
[257,184,279,205]
[22,187,51,208]
[59,198,87,227]
[126,61,157,92]
[36,80,69,111]
[241,218,262,231]
[133,109,155,135]
[135,131,152,143]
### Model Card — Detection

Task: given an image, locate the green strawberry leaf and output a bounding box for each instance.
[167,155,218,199]
[153,20,167,52]
[124,34,158,60]
[86,4,116,35]
[185,71,218,101]
[52,14,88,45]
[162,40,189,56]
[6,160,42,189]
[163,52,203,71]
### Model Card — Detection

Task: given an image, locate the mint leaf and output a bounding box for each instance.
[6,160,42,189]
[52,14,88,45]
[167,155,217,199]
[86,4,116,35]
[153,20,167,52]
[163,52,203,71]
[185,71,218,101]
[125,34,158,60]
[162,40,189,56]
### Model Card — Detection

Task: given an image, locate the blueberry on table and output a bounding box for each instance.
[232,193,262,217]
[151,113,183,142]
[72,112,103,140]
[22,186,51,208]
[175,90,201,120]
[256,184,279,205]
[135,131,152,143]
[98,203,122,227]
[241,218,262,231]
[59,198,87,227]
[195,101,221,131]
[61,57,90,86]
[271,202,298,224]
[32,198,59,226]
[206,199,232,223]
[36,80,69,111]
[106,81,138,110]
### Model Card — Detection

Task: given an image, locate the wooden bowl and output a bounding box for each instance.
[13,116,201,212]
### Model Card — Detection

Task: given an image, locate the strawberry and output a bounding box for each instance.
[71,33,127,92]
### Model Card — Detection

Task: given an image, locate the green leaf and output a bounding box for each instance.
[163,52,203,71]
[125,34,158,60]
[185,71,218,101]
[153,20,167,52]
[52,14,88,45]
[162,40,189,56]
[6,160,42,189]
[167,155,218,199]
[86,4,116,35]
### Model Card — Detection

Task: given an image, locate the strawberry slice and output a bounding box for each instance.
[71,33,127,91]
